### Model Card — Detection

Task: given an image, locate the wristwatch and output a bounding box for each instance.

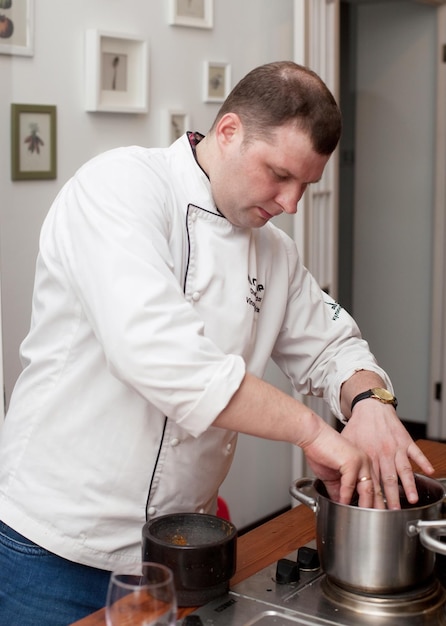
[350,387,398,413]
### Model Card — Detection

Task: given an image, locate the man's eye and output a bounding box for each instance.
[273,171,288,181]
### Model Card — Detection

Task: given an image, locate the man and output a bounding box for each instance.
[0,61,433,625]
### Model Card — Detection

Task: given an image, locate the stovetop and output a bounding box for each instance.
[180,543,446,626]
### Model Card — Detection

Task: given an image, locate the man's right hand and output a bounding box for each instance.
[300,419,386,509]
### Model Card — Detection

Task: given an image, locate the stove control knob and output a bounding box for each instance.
[297,546,320,571]
[182,616,204,625]
[275,558,300,584]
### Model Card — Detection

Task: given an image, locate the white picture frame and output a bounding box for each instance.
[163,110,191,146]
[168,0,213,29]
[85,30,148,114]
[203,61,231,103]
[0,0,34,57]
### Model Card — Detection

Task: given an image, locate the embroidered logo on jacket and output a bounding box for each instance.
[247,275,264,313]
[325,299,342,321]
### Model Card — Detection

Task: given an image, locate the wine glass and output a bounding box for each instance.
[105,562,177,626]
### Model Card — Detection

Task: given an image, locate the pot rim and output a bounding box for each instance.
[143,512,237,550]
[312,472,445,512]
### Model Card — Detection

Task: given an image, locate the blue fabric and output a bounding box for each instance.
[0,521,111,626]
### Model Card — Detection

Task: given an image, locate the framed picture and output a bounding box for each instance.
[168,0,213,29]
[11,104,57,181]
[203,61,231,103]
[0,0,34,56]
[163,110,190,146]
[85,30,148,114]
[0,0,33,56]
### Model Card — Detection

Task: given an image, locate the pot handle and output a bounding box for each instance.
[289,478,319,514]
[437,477,446,507]
[407,519,446,555]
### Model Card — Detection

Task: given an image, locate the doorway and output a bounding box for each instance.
[338,0,437,428]
[338,1,356,315]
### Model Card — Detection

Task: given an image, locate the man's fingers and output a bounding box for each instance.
[407,442,435,476]
[355,472,385,509]
[379,447,424,508]
[337,462,375,507]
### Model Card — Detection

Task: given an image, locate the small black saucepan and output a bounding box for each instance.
[142,512,237,606]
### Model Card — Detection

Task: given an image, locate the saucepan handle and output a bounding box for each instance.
[407,519,446,555]
[289,478,319,514]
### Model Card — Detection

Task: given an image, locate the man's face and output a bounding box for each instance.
[211,120,330,229]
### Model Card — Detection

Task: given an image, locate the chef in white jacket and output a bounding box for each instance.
[0,62,434,625]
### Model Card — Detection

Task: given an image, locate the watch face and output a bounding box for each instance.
[372,388,394,402]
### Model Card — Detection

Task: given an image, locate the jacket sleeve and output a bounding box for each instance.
[270,235,393,422]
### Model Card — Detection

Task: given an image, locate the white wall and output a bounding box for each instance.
[352,1,436,424]
[0,0,294,530]
[0,0,294,404]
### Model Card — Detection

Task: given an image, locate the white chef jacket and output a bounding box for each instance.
[0,133,391,572]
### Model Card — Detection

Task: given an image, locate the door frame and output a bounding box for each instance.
[293,0,340,298]
[292,0,340,482]
[428,6,446,439]
[0,274,4,424]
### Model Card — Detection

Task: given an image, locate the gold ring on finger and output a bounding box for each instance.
[357,475,372,483]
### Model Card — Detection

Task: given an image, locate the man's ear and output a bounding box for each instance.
[214,112,243,146]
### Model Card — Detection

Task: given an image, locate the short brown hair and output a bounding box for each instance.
[211,61,341,155]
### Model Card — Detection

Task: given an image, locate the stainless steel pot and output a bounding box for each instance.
[290,473,446,593]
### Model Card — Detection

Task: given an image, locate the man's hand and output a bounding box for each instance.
[301,419,386,509]
[341,401,434,509]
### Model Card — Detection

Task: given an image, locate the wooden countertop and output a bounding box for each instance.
[70,439,445,625]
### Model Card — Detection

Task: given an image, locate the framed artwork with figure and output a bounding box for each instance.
[168,0,213,29]
[11,103,57,181]
[163,110,190,146]
[0,0,34,56]
[85,30,148,114]
[203,61,231,103]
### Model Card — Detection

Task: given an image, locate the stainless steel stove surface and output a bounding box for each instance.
[180,543,446,626]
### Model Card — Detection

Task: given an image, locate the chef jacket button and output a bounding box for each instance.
[148,506,156,516]
[192,291,200,301]
[170,438,180,447]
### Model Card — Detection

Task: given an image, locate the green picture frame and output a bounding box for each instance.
[11,103,57,181]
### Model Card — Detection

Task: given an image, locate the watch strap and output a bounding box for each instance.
[350,388,398,413]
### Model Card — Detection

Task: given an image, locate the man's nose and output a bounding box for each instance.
[278,183,307,214]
